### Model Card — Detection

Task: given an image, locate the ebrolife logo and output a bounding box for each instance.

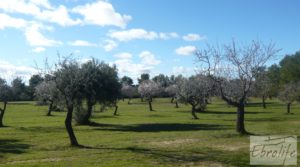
[250,136,297,165]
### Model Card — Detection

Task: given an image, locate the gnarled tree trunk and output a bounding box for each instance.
[191,105,199,119]
[47,100,54,116]
[262,96,266,109]
[287,103,291,114]
[113,105,118,115]
[171,97,174,103]
[65,106,79,146]
[236,103,246,134]
[0,101,7,127]
[175,101,179,108]
[148,101,153,111]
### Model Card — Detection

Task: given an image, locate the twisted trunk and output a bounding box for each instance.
[148,101,153,111]
[0,101,7,127]
[191,105,199,119]
[113,105,119,115]
[171,97,174,103]
[80,99,95,124]
[287,103,291,114]
[262,96,266,109]
[47,100,53,116]
[65,106,79,146]
[236,103,246,134]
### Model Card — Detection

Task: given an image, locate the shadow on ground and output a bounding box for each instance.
[77,145,248,166]
[193,110,272,115]
[0,139,30,157]
[92,123,231,132]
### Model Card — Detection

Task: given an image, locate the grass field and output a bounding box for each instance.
[0,98,299,167]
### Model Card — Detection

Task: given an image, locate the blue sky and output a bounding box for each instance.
[0,0,300,83]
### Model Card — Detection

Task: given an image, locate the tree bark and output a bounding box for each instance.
[47,100,53,116]
[287,103,291,114]
[191,105,199,119]
[175,101,179,108]
[236,104,246,134]
[262,96,266,109]
[148,101,153,111]
[65,106,79,146]
[113,105,118,115]
[0,101,7,127]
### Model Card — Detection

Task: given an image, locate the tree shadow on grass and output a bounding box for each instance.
[77,145,248,166]
[93,123,231,132]
[7,102,33,105]
[245,102,283,107]
[201,111,272,115]
[0,139,30,157]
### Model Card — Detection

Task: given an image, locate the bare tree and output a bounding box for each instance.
[253,67,272,108]
[278,82,300,114]
[195,40,279,134]
[176,75,212,119]
[35,80,60,116]
[138,80,161,111]
[165,84,179,108]
[121,84,136,104]
[0,78,12,127]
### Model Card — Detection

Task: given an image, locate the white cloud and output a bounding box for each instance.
[175,46,197,56]
[69,40,97,47]
[103,39,118,52]
[24,23,62,47]
[108,29,180,42]
[0,0,80,26]
[139,51,161,65]
[114,58,152,78]
[172,66,195,76]
[0,13,61,47]
[0,0,41,16]
[38,5,81,26]
[159,32,179,40]
[0,60,37,83]
[108,29,158,42]
[72,0,131,28]
[112,51,161,82]
[29,0,52,9]
[0,13,27,30]
[114,52,132,59]
[183,33,205,41]
[32,47,46,53]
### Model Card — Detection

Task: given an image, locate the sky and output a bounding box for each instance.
[0,0,300,84]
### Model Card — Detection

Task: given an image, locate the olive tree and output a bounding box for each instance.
[195,40,279,134]
[54,59,83,146]
[77,59,121,124]
[0,78,13,127]
[121,84,136,104]
[138,80,161,111]
[176,75,212,119]
[35,80,60,116]
[278,82,300,114]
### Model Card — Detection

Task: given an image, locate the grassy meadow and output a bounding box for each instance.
[0,98,299,167]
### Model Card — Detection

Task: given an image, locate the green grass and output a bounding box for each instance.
[0,98,299,166]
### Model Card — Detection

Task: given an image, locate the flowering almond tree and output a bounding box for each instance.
[195,40,279,134]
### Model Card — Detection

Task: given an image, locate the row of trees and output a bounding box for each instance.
[1,40,300,146]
